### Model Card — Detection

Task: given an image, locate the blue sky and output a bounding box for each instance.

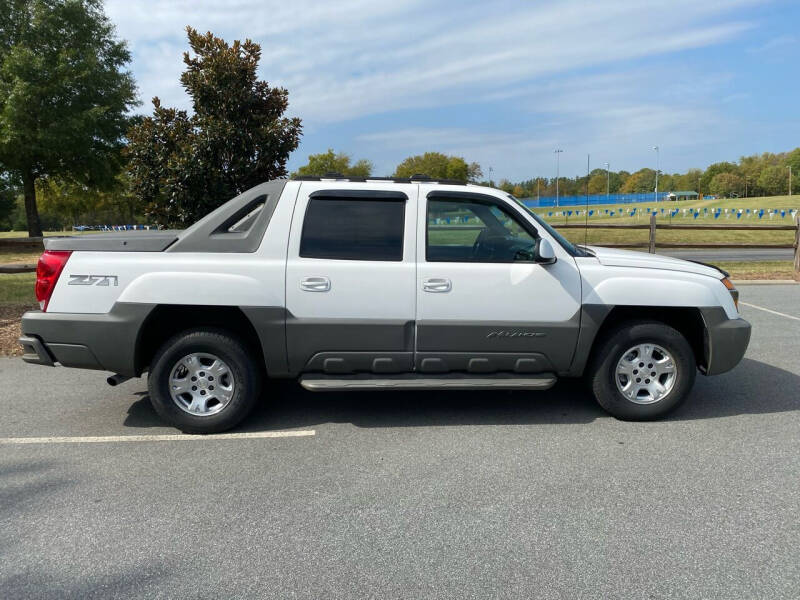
[107,0,800,181]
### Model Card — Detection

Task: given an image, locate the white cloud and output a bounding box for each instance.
[108,0,759,123]
[356,68,724,177]
[105,0,781,179]
[746,34,796,53]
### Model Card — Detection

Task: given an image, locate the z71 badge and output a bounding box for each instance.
[68,274,119,287]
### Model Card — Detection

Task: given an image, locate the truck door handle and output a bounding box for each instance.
[423,278,452,293]
[300,276,331,292]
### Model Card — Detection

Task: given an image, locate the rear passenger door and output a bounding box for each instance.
[285,183,418,374]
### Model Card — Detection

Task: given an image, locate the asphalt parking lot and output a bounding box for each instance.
[1,284,798,599]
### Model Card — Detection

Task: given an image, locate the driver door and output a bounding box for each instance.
[414,187,582,374]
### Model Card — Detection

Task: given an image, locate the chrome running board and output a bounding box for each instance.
[299,373,557,392]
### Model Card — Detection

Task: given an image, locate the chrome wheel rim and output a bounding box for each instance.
[169,353,235,416]
[615,343,677,405]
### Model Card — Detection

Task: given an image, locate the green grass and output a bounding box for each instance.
[0,248,40,264]
[0,229,102,239]
[0,272,36,305]
[0,230,97,264]
[715,261,795,280]
[531,194,799,247]
[531,194,799,220]
[557,227,797,248]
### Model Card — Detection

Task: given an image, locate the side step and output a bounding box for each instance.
[299,372,557,392]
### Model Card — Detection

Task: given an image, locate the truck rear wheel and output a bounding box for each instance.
[589,320,696,420]
[147,329,261,433]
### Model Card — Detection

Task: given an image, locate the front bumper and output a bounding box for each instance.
[700,307,752,376]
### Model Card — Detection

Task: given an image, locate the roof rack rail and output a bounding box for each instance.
[290,174,468,185]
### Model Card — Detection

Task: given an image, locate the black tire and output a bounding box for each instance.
[147,328,261,433]
[589,320,696,421]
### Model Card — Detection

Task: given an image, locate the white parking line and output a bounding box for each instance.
[740,302,800,323]
[0,430,316,445]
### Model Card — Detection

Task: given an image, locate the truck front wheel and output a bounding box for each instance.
[148,329,261,433]
[589,321,696,420]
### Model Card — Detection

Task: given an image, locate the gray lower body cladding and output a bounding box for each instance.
[20,303,290,378]
[20,303,154,376]
[416,314,581,374]
[19,302,750,381]
[18,307,589,378]
[699,307,751,375]
[286,319,415,375]
[291,315,578,375]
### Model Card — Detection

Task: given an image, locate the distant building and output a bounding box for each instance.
[666,191,699,201]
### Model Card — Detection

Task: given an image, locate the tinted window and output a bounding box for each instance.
[300,197,405,261]
[507,194,583,256]
[427,198,537,262]
[227,196,265,232]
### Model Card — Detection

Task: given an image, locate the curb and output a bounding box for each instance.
[0,263,36,274]
[733,279,799,285]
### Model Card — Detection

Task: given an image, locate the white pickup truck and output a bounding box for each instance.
[20,177,751,432]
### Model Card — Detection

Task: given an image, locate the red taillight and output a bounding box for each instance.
[35,250,71,311]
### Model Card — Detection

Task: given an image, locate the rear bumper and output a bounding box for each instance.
[19,335,55,367]
[19,303,154,376]
[700,308,751,376]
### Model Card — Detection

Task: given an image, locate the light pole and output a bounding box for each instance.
[745,176,749,198]
[790,165,793,197]
[604,162,610,202]
[653,146,660,201]
[537,178,540,202]
[554,149,563,207]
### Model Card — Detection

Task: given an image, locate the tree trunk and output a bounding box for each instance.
[22,170,43,238]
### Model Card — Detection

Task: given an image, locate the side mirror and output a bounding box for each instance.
[536,238,557,265]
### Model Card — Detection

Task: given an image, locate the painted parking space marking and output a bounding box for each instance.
[740,301,800,323]
[0,430,316,445]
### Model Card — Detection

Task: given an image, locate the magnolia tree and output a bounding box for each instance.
[127,28,302,227]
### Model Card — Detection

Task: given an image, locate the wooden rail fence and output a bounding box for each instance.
[552,214,800,280]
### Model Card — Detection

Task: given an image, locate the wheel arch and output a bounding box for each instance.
[134,305,268,377]
[575,305,708,376]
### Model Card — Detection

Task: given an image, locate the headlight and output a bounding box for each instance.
[721,277,739,311]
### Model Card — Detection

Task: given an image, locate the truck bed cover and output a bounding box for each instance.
[43,230,180,252]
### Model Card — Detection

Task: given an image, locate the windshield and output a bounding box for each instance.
[506,195,585,257]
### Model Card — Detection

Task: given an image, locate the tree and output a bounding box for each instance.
[699,162,738,194]
[709,172,744,197]
[0,170,18,229]
[292,149,372,178]
[621,169,657,194]
[615,171,631,192]
[127,28,302,227]
[467,162,483,182]
[394,152,480,182]
[674,168,701,192]
[587,174,607,195]
[0,0,138,236]
[786,148,800,194]
[757,165,789,196]
[37,172,142,226]
[497,179,515,194]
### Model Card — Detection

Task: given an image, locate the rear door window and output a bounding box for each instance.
[300,197,405,261]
